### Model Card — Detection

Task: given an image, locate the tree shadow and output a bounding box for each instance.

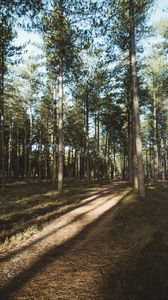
[0,191,129,299]
[0,189,126,263]
[0,184,122,242]
[102,231,168,300]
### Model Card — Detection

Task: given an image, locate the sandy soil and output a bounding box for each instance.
[0,183,130,300]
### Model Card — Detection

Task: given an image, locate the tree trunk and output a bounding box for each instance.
[95,112,100,154]
[160,138,166,181]
[132,123,139,189]
[58,58,64,193]
[129,0,145,199]
[152,91,159,181]
[67,148,71,178]
[0,54,5,189]
[53,79,57,186]
[113,141,117,180]
[75,148,78,181]
[38,135,42,182]
[28,105,32,183]
[145,148,149,179]
[84,94,89,180]
[44,117,49,180]
[127,95,133,184]
[77,149,81,181]
[108,145,112,182]
[8,117,13,180]
[16,127,20,181]
[24,125,27,181]
[122,136,127,180]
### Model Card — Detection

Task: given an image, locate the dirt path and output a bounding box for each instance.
[0,183,130,300]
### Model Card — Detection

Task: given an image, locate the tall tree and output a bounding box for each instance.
[109,0,154,198]
[19,57,40,182]
[129,0,145,199]
[42,0,78,193]
[0,14,16,188]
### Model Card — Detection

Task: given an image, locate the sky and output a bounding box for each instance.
[150,0,168,23]
[15,0,168,58]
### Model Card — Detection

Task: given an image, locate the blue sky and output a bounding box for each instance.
[150,0,168,22]
[15,0,168,58]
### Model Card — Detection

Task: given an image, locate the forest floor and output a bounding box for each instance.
[0,181,168,299]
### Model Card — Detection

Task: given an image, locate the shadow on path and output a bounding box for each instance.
[0,190,129,300]
[103,231,168,300]
[0,185,121,242]
[0,187,124,262]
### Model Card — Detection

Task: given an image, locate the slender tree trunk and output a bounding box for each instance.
[67,148,71,178]
[130,65,138,190]
[81,149,85,180]
[16,127,20,181]
[53,79,57,186]
[152,91,159,181]
[77,150,81,181]
[95,112,100,153]
[129,0,145,199]
[132,125,139,189]
[28,105,32,183]
[24,125,27,181]
[105,132,110,179]
[165,139,168,179]
[108,145,112,182]
[0,54,5,189]
[113,143,116,180]
[44,118,49,179]
[84,94,89,180]
[8,117,13,180]
[149,141,153,179]
[122,136,127,180]
[97,112,100,154]
[21,138,24,179]
[161,137,166,181]
[145,148,149,179]
[38,134,42,182]
[127,96,133,184]
[75,148,78,181]
[44,144,48,180]
[58,58,64,193]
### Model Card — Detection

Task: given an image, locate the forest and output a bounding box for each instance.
[0,0,168,196]
[0,0,168,299]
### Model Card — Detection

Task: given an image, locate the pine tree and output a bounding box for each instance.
[108,0,154,199]
[42,0,78,192]
[0,14,16,188]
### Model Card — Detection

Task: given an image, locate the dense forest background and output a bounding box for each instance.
[0,0,168,199]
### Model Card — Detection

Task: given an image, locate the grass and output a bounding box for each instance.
[0,180,113,249]
[0,180,168,299]
[101,181,168,300]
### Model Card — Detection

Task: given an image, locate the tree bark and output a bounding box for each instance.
[77,149,81,181]
[152,91,159,181]
[28,105,32,183]
[16,127,20,180]
[0,54,5,189]
[84,93,89,180]
[8,117,13,180]
[75,148,78,181]
[44,117,49,179]
[24,125,27,181]
[129,0,145,199]
[53,79,57,186]
[58,58,64,193]
[44,145,48,180]
[38,134,42,182]
[127,93,133,184]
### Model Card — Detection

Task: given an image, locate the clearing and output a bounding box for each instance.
[0,181,168,299]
